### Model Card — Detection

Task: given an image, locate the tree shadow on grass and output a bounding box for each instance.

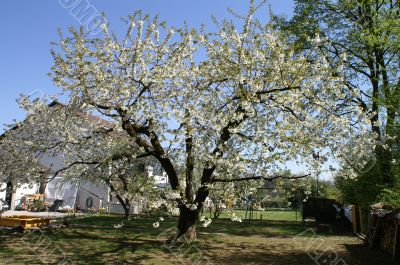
[42,228,176,264]
[340,243,397,265]
[204,240,399,265]
[204,241,320,265]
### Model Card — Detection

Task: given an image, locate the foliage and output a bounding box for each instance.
[320,181,341,201]
[206,182,235,218]
[278,0,400,206]
[274,177,311,210]
[98,207,107,215]
[30,199,47,212]
[377,188,400,209]
[335,165,385,207]
[377,131,400,208]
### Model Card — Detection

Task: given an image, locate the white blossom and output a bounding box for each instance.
[0,7,374,230]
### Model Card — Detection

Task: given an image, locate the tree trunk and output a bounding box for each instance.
[168,204,199,246]
[115,194,130,220]
[105,180,131,220]
[38,176,47,194]
[168,186,210,246]
[375,145,393,186]
[213,206,221,219]
[5,181,13,207]
[124,198,131,220]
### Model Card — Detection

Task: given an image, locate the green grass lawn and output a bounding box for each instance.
[215,209,301,221]
[0,215,396,265]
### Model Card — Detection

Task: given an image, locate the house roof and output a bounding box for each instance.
[48,100,116,130]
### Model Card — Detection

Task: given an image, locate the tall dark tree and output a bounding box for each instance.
[278,0,400,202]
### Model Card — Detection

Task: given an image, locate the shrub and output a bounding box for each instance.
[377,188,400,209]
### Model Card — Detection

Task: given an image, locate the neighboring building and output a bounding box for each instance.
[0,101,169,213]
[0,182,7,210]
[149,166,169,188]
[42,164,166,214]
[0,166,167,213]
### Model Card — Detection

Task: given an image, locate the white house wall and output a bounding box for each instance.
[344,205,353,223]
[0,180,39,209]
[45,177,78,209]
[38,151,66,172]
[153,173,168,185]
[0,182,6,202]
[147,166,169,186]
[14,183,39,204]
[76,181,109,210]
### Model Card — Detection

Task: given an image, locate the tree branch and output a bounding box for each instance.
[46,161,100,183]
[210,174,310,183]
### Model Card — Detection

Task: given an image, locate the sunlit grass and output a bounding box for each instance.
[215,209,301,221]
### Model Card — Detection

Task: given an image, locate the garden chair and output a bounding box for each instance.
[48,199,63,212]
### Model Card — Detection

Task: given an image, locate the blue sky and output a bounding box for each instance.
[0,1,336,180]
[0,0,294,133]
